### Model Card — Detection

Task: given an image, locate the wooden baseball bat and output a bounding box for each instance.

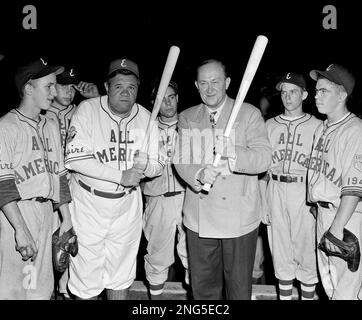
[202,35,268,192]
[141,45,180,152]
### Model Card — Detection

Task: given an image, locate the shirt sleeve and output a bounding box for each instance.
[64,102,123,184]
[0,126,21,208]
[341,126,362,198]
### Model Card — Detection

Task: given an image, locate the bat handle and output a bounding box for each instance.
[201,153,222,193]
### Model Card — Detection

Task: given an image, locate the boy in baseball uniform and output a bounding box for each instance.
[0,58,74,299]
[263,73,321,299]
[142,80,189,299]
[308,64,362,300]
[46,67,99,299]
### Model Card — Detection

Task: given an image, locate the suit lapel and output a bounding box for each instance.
[216,97,240,131]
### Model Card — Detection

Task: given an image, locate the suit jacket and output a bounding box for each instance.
[174,96,271,238]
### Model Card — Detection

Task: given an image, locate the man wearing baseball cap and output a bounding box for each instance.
[308,64,362,299]
[64,57,163,300]
[0,58,75,299]
[260,72,321,299]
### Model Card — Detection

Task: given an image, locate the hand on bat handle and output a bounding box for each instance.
[133,150,149,171]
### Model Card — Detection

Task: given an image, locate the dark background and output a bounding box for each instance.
[0,0,360,117]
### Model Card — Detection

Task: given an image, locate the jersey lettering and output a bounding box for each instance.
[110,130,116,142]
[14,158,59,183]
[95,147,135,163]
[32,136,40,150]
[119,130,134,144]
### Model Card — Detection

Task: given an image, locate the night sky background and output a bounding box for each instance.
[0,0,360,117]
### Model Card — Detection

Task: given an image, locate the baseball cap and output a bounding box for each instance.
[15,58,64,94]
[107,58,139,79]
[309,64,355,96]
[276,72,306,91]
[57,68,80,85]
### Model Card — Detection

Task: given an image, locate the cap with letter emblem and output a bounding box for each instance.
[309,64,355,96]
[107,58,139,79]
[15,57,64,94]
[57,68,80,85]
[276,72,307,91]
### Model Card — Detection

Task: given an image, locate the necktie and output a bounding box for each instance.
[210,111,217,127]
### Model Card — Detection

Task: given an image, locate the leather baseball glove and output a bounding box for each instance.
[52,227,79,273]
[318,228,360,272]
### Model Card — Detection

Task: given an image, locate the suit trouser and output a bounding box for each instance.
[186,227,258,300]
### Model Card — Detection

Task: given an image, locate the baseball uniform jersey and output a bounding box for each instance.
[64,95,163,299]
[46,103,77,152]
[0,109,71,299]
[308,112,362,299]
[142,118,188,287]
[266,113,321,284]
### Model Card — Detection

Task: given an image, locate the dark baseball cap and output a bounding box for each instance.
[57,68,80,85]
[309,64,355,96]
[15,58,64,94]
[107,58,139,79]
[276,72,306,91]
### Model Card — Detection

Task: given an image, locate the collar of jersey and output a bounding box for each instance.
[325,112,351,127]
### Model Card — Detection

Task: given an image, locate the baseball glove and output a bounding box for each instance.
[52,227,79,273]
[318,228,360,272]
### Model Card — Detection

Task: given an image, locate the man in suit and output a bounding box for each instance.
[174,59,271,300]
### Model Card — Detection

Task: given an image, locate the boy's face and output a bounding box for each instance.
[280,82,306,113]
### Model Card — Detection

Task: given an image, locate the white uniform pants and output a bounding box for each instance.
[317,206,362,300]
[143,193,188,285]
[267,179,318,284]
[68,180,142,299]
[0,200,54,300]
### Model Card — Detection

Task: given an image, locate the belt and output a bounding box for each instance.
[317,201,333,209]
[271,174,304,183]
[78,180,126,199]
[163,191,183,197]
[33,197,50,203]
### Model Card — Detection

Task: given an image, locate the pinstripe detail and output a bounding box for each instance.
[65,154,94,163]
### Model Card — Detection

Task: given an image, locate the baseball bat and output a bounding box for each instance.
[202,35,268,192]
[126,46,180,195]
[141,45,180,152]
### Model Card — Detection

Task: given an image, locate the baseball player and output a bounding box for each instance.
[64,58,164,300]
[0,58,74,299]
[308,64,362,300]
[46,67,99,300]
[142,80,189,300]
[262,73,321,300]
